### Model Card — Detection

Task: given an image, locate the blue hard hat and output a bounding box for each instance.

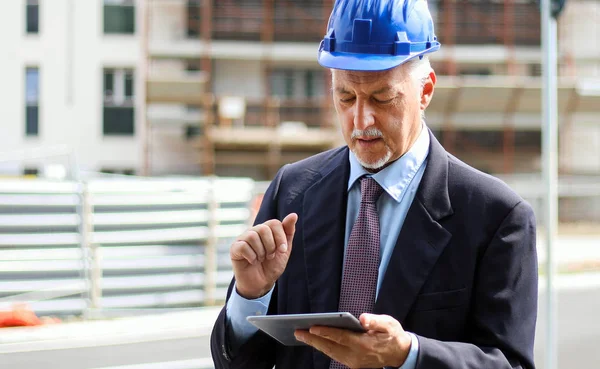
[318,0,441,71]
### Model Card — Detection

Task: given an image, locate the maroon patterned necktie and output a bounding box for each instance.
[330,177,383,369]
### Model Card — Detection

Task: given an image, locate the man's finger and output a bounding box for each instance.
[359,313,398,333]
[230,240,258,265]
[295,331,347,364]
[244,230,267,262]
[308,326,359,347]
[264,219,288,257]
[281,213,298,253]
[252,224,277,258]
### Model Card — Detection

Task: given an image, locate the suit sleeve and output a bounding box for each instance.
[416,201,538,369]
[210,165,288,369]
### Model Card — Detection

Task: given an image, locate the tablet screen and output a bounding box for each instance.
[247,312,365,346]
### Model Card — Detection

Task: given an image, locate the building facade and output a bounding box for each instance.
[1,0,599,180]
[0,0,144,176]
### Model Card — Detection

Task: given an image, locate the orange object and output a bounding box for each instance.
[249,193,264,224]
[0,304,59,328]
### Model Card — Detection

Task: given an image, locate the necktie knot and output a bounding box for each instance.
[360,177,383,204]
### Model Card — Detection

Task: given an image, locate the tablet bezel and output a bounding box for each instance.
[246,312,366,346]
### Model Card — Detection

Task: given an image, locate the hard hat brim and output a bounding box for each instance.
[317,47,439,71]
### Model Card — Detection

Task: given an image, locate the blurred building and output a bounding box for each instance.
[0,0,143,176]
[1,0,600,180]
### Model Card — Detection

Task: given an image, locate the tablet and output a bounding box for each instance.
[247,312,366,346]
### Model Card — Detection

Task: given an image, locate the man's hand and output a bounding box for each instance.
[294,313,412,369]
[230,213,298,299]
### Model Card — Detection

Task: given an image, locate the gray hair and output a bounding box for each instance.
[406,56,433,119]
[407,56,432,90]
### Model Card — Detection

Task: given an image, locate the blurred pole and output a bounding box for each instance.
[141,0,150,176]
[66,0,74,105]
[541,0,558,368]
[204,177,219,306]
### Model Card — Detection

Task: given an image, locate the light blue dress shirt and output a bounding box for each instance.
[226,125,430,369]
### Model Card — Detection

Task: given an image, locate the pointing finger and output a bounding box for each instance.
[281,213,298,253]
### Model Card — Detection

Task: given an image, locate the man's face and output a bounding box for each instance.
[332,64,432,171]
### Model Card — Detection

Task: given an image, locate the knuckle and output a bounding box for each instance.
[266,220,284,232]
[246,230,261,244]
[264,219,281,227]
[253,224,270,236]
[231,240,247,252]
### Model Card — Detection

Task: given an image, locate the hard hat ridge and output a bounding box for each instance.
[318,0,440,71]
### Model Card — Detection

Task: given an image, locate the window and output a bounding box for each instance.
[269,69,324,99]
[25,67,39,136]
[187,0,202,38]
[103,0,135,34]
[100,168,135,175]
[268,68,326,127]
[103,69,135,135]
[459,67,492,77]
[26,0,39,34]
[23,168,39,176]
[528,63,542,77]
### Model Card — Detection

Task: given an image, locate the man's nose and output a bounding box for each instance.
[353,101,375,131]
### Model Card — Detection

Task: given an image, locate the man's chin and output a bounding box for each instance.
[355,155,389,171]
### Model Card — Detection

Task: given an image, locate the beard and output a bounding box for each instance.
[350,128,393,170]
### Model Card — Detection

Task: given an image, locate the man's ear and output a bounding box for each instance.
[420,70,436,111]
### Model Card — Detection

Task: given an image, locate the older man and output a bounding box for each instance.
[211,1,538,369]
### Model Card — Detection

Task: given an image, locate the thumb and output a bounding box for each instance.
[359,313,400,333]
[281,213,298,251]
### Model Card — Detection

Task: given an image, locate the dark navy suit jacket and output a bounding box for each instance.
[211,131,538,369]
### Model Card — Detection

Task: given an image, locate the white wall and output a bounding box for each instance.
[565,120,600,173]
[148,0,187,42]
[0,0,142,174]
[561,0,600,76]
[213,60,265,99]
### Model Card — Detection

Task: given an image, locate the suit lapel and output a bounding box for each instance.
[302,148,350,315]
[302,149,349,369]
[375,130,454,322]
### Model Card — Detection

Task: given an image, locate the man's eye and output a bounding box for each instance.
[340,96,355,103]
[374,97,394,104]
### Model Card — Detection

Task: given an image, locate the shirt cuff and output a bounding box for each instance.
[387,332,419,369]
[225,283,274,352]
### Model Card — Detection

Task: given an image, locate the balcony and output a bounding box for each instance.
[433,0,541,46]
[146,71,208,105]
[150,0,543,63]
[206,96,339,150]
[181,0,329,42]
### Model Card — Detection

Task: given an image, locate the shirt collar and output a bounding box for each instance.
[347,123,430,202]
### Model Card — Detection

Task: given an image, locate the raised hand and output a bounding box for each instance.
[230,213,298,299]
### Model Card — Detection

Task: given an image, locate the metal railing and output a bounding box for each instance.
[218,97,332,129]
[0,176,256,317]
[2,170,598,319]
[498,173,600,224]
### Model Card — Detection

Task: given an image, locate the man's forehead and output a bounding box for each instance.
[332,67,410,91]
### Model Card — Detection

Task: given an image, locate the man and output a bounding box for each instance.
[211,0,538,368]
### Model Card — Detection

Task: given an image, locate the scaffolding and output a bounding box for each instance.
[142,0,337,179]
[141,0,600,179]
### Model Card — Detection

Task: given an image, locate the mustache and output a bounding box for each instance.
[351,128,383,140]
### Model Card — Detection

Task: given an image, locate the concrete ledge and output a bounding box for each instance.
[0,307,222,354]
[90,358,214,369]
